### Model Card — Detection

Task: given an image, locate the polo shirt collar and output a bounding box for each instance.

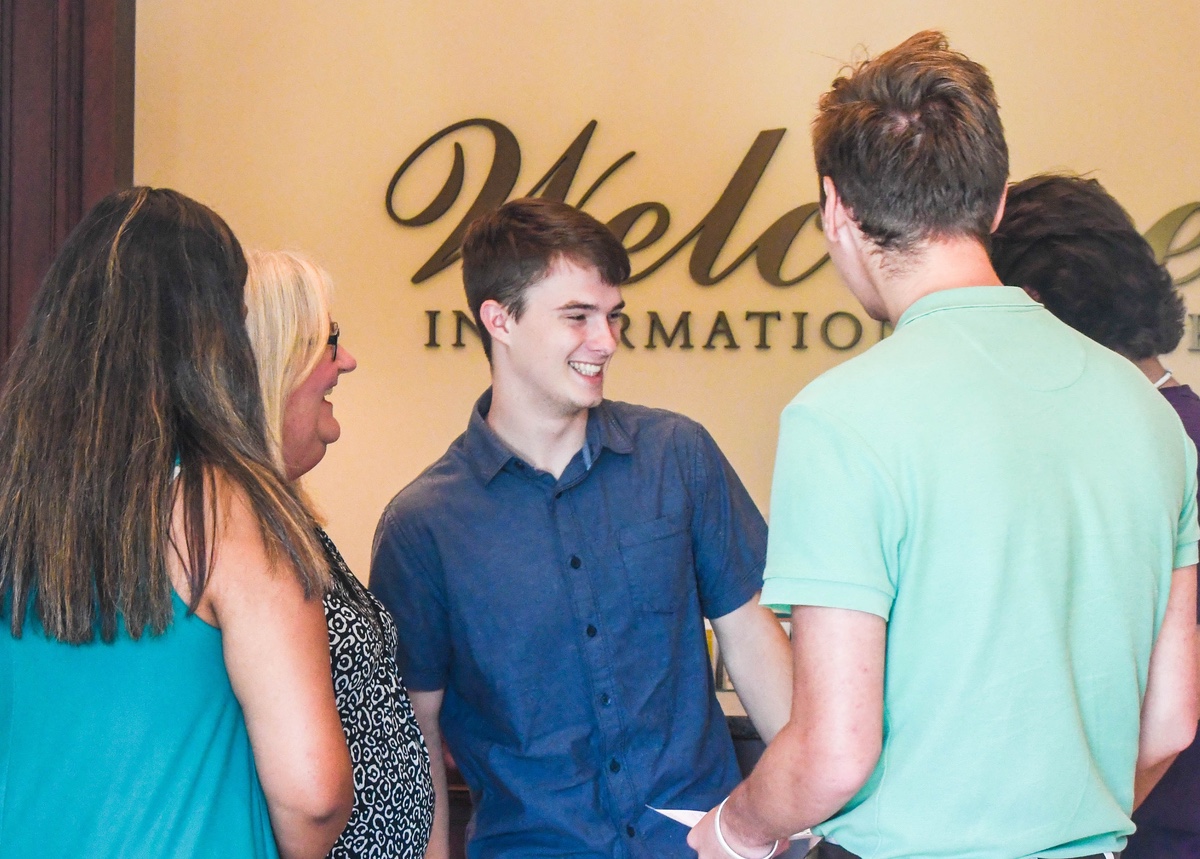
[895,285,1036,332]
[463,389,635,485]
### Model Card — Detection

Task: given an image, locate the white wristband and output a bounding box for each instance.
[714,796,779,859]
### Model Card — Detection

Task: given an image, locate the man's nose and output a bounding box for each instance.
[591,318,618,354]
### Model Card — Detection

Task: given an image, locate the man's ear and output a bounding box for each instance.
[479,300,512,347]
[990,184,1009,234]
[822,177,850,244]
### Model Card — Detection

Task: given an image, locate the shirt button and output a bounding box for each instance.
[569,555,582,569]
[609,758,621,773]
[625,824,636,837]
[586,624,597,638]
[600,693,611,705]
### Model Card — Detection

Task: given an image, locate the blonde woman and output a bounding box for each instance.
[244,250,434,859]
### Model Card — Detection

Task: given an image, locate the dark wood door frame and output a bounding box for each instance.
[0,0,134,359]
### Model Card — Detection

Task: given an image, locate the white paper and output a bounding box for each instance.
[648,807,707,828]
[647,806,822,844]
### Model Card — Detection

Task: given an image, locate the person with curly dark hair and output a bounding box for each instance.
[991,173,1187,387]
[993,173,1200,859]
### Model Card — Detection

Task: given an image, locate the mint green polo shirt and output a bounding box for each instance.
[762,287,1199,859]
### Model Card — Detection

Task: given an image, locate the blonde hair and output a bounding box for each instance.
[243,250,335,472]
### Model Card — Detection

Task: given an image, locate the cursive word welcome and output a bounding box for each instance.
[386,119,1200,288]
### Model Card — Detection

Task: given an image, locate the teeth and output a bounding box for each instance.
[569,361,602,377]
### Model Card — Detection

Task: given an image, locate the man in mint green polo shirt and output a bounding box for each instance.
[688,30,1200,859]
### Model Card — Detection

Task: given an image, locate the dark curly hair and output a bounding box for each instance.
[991,173,1183,360]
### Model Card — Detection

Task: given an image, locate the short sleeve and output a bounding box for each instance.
[761,402,903,619]
[688,422,768,620]
[369,504,451,692]
[1175,429,1199,572]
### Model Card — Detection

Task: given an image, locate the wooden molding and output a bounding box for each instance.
[0,0,134,360]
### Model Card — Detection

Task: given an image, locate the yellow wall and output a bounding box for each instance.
[135,2,1200,576]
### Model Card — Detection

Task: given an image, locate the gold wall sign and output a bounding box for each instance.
[385,118,826,287]
[421,307,890,352]
[386,119,1200,352]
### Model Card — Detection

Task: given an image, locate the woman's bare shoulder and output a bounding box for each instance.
[168,468,304,627]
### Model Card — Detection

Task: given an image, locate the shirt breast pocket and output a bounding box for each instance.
[617,512,693,614]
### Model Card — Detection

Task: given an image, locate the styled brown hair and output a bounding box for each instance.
[461,198,630,360]
[992,174,1184,360]
[812,30,1009,252]
[0,187,327,643]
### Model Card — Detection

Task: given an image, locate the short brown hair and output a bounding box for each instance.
[461,198,630,360]
[812,30,1009,252]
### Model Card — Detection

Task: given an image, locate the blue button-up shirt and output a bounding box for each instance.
[370,391,767,859]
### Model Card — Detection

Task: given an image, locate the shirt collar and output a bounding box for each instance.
[463,389,635,485]
[895,285,1037,332]
[586,399,635,462]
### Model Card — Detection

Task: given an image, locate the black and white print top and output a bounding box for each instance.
[319,527,435,859]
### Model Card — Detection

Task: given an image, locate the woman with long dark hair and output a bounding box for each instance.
[0,188,353,859]
[243,249,434,859]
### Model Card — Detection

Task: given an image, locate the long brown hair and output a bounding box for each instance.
[0,187,327,643]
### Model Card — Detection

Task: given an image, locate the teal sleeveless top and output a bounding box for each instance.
[0,594,278,858]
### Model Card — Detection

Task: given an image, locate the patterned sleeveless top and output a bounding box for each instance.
[318,527,434,859]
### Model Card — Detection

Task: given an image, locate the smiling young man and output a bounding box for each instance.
[369,198,792,859]
[688,31,1199,859]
